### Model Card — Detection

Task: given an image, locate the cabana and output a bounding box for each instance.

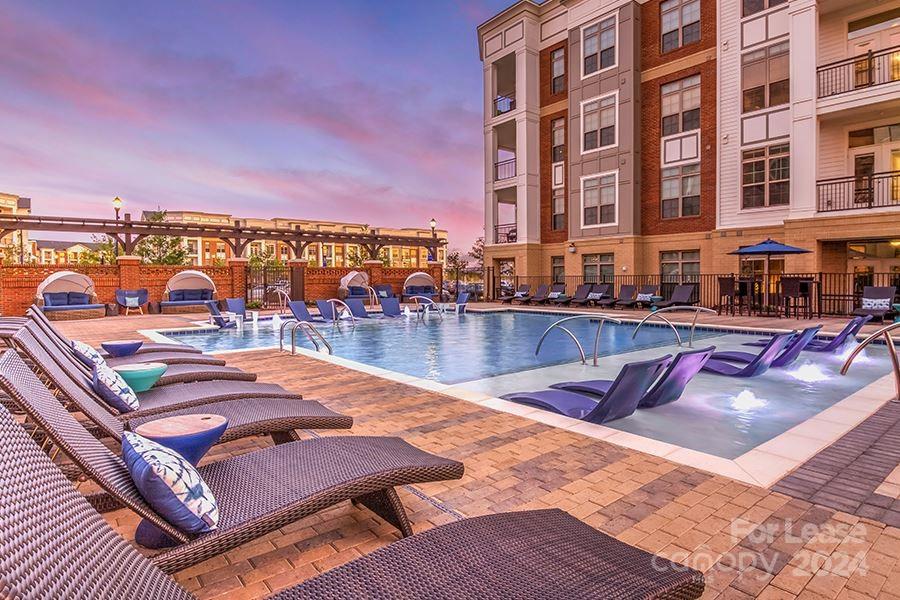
[338,270,371,302]
[160,270,216,313]
[402,271,438,302]
[36,271,105,320]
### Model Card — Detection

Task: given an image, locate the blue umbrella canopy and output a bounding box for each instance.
[728,238,810,255]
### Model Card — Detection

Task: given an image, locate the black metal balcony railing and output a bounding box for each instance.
[494,223,517,244]
[493,93,516,116]
[817,170,900,213]
[494,158,517,181]
[817,44,900,99]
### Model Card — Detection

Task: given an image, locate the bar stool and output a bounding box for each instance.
[781,277,811,319]
[717,277,736,315]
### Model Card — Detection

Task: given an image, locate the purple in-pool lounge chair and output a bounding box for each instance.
[499,284,530,304]
[745,315,871,353]
[524,284,551,305]
[554,283,591,306]
[701,332,794,377]
[653,284,697,309]
[380,297,403,318]
[638,346,715,408]
[717,325,822,368]
[205,301,236,329]
[852,286,896,324]
[501,355,673,424]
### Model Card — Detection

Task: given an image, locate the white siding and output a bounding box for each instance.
[817,123,846,180]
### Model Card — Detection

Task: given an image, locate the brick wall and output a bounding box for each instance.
[304,267,355,301]
[540,109,568,245]
[539,40,567,107]
[640,0,716,72]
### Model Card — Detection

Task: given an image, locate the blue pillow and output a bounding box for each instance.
[71,340,105,367]
[423,286,435,295]
[183,289,204,301]
[43,292,69,307]
[68,292,90,305]
[122,432,219,534]
[92,364,139,413]
[125,296,141,308]
[201,289,213,300]
[169,290,184,302]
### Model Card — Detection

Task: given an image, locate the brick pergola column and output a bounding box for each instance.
[116,255,142,312]
[287,259,308,301]
[427,261,443,294]
[227,257,249,301]
[363,259,383,287]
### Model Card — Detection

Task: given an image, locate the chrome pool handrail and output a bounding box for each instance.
[535,313,622,366]
[631,306,717,348]
[327,298,356,327]
[363,285,378,307]
[410,295,443,320]
[267,287,292,314]
[840,321,900,402]
[279,319,333,355]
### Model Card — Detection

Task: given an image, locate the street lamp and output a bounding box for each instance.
[112,196,123,257]
[428,218,437,262]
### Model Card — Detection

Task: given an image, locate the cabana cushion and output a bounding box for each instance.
[348,286,367,296]
[122,432,219,534]
[92,364,139,413]
[68,292,90,305]
[169,290,184,302]
[42,292,70,307]
[183,289,204,302]
[71,340,105,367]
[862,297,891,310]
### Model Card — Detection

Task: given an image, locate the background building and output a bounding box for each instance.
[33,240,101,265]
[0,192,32,264]
[477,0,900,285]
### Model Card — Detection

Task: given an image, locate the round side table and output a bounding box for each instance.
[113,362,167,393]
[101,339,144,357]
[133,413,228,549]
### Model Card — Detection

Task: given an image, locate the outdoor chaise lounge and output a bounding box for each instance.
[115,288,149,315]
[511,284,537,304]
[537,283,567,305]
[610,284,637,308]
[339,270,371,302]
[499,283,530,304]
[502,355,673,424]
[205,301,236,329]
[852,286,896,324]
[0,350,464,570]
[160,270,216,314]
[316,299,341,321]
[631,284,660,309]
[701,332,794,377]
[552,283,590,306]
[346,298,377,319]
[745,315,871,353]
[453,291,470,314]
[716,325,822,368]
[523,284,550,304]
[3,336,351,451]
[401,271,439,302]
[287,300,325,323]
[373,283,395,299]
[653,284,697,309]
[380,296,403,317]
[0,398,704,599]
[638,346,715,408]
[576,283,611,307]
[224,297,246,317]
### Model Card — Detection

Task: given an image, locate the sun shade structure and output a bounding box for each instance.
[339,270,369,290]
[35,271,96,299]
[403,271,435,289]
[164,270,217,294]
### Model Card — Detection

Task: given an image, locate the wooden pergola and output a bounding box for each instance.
[0,213,446,259]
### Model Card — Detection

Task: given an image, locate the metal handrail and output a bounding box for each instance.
[278,319,333,355]
[535,314,622,366]
[410,296,443,320]
[364,285,378,307]
[327,299,356,327]
[632,306,717,348]
[267,287,291,314]
[840,321,900,402]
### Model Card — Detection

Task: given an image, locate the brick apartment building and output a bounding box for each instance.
[478,0,900,288]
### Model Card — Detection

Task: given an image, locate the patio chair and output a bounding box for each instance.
[373,283,395,300]
[539,283,567,305]
[524,284,550,305]
[0,349,463,571]
[115,288,149,315]
[502,355,673,424]
[224,297,246,318]
[453,291,470,314]
[780,278,811,319]
[380,297,403,318]
[746,315,871,353]
[852,286,895,324]
[638,346,715,408]
[2,335,351,450]
[511,284,539,305]
[581,283,612,307]
[28,305,203,356]
[0,399,704,599]
[499,284,530,304]
[287,300,325,323]
[345,298,375,319]
[612,284,638,308]
[553,283,591,306]
[315,299,339,321]
[653,284,697,309]
[701,332,794,377]
[716,325,821,368]
[204,301,236,329]
[634,284,660,309]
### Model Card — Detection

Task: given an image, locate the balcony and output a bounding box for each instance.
[493,93,516,117]
[494,158,517,181]
[817,45,900,99]
[817,170,900,213]
[493,223,517,244]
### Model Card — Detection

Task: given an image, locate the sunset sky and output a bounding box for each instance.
[0,1,514,251]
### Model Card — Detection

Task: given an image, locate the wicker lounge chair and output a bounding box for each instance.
[510,284,537,305]
[537,283,566,305]
[503,355,673,424]
[573,283,611,307]
[637,346,715,408]
[626,284,659,309]
[522,284,549,304]
[499,284,530,304]
[5,332,351,448]
[852,286,896,324]
[0,349,464,572]
[552,283,591,306]
[719,325,822,368]
[653,284,697,309]
[0,399,703,598]
[610,284,637,308]
[702,332,794,377]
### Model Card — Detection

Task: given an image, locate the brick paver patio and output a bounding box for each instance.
[53,310,900,599]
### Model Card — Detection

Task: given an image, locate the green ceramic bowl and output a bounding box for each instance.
[113,362,168,393]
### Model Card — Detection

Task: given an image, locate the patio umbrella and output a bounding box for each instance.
[728,239,811,312]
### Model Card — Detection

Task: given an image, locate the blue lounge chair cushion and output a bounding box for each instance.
[92,364,139,413]
[43,292,70,307]
[122,432,219,534]
[42,304,105,312]
[67,292,90,305]
[169,290,184,302]
[71,340,105,367]
[502,389,604,420]
[183,289,204,302]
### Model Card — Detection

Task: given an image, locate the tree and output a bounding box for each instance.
[78,235,116,265]
[134,210,189,265]
[248,249,283,268]
[444,250,469,294]
[469,237,484,270]
[346,245,389,268]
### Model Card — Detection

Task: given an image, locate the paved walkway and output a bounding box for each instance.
[54,312,900,600]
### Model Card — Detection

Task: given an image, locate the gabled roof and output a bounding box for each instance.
[33,240,100,251]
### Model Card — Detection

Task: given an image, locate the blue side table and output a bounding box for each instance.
[101,339,144,357]
[114,362,168,393]
[132,413,228,549]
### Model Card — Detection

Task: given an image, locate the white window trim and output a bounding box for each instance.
[580,170,619,229]
[580,91,619,156]
[551,161,565,189]
[580,12,619,81]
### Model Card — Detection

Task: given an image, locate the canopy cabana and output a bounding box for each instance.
[35,271,96,299]
[164,270,217,294]
[403,272,435,290]
[339,270,369,290]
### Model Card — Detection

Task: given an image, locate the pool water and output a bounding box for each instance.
[163,311,726,384]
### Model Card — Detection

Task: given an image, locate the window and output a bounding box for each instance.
[743,0,787,18]
[661,163,700,218]
[551,256,565,282]
[551,48,566,94]
[661,75,700,136]
[742,42,789,112]
[583,15,616,76]
[582,172,617,227]
[660,250,700,277]
[583,253,614,282]
[552,188,566,230]
[661,0,700,53]
[741,143,790,208]
[551,118,565,162]
[849,123,900,148]
[582,93,617,153]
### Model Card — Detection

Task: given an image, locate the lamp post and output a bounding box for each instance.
[429,217,437,262]
[112,196,123,257]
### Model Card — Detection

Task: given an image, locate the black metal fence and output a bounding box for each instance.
[817,45,900,98]
[817,171,900,213]
[486,271,900,316]
[245,266,291,308]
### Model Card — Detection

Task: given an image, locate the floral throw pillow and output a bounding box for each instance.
[92,364,139,413]
[122,432,219,534]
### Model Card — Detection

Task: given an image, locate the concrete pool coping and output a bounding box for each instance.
[142,307,896,489]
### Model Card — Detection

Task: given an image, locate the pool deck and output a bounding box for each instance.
[54,310,900,600]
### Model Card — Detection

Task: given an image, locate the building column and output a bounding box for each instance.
[287,258,308,301]
[515,46,540,245]
[227,257,249,301]
[787,0,819,220]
